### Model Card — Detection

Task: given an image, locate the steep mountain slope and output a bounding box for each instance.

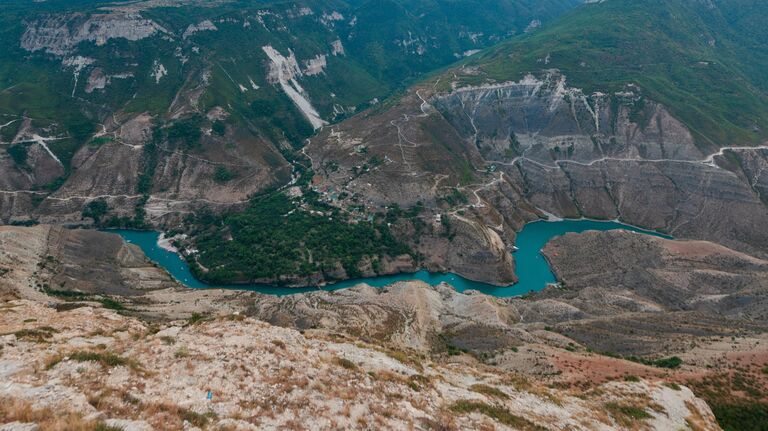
[451,0,768,148]
[301,0,768,284]
[0,0,580,226]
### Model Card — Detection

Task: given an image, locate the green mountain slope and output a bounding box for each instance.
[0,0,580,169]
[449,0,768,148]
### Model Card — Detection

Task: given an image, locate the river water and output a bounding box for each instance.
[112,219,669,297]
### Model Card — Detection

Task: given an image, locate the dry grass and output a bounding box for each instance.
[448,400,546,430]
[501,372,532,391]
[139,401,217,429]
[9,326,57,342]
[470,383,510,400]
[46,350,141,371]
[0,397,119,431]
[684,400,711,431]
[604,401,652,428]
[408,374,432,392]
[384,349,425,372]
[174,346,190,358]
[334,356,358,371]
[271,339,286,349]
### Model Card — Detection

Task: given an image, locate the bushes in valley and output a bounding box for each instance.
[213,166,235,183]
[439,188,468,207]
[67,120,95,145]
[598,351,683,369]
[711,402,768,431]
[625,355,683,369]
[649,356,683,369]
[82,200,109,224]
[166,116,202,148]
[39,175,68,192]
[6,144,28,167]
[211,120,226,136]
[87,136,113,147]
[137,173,153,194]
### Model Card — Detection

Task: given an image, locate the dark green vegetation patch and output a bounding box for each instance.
[191,192,411,284]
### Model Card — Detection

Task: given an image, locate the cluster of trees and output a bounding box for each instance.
[192,193,411,284]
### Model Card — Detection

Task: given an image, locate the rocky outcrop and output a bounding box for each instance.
[433,74,704,163]
[21,12,168,56]
[0,225,176,299]
[544,230,768,314]
[181,20,217,39]
[524,230,768,354]
[250,282,518,351]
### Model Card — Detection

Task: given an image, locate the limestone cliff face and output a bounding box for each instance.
[21,12,168,56]
[433,73,704,163]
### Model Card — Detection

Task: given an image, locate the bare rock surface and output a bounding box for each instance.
[0,225,176,299]
[0,300,720,430]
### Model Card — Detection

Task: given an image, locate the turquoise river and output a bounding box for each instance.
[112,219,670,298]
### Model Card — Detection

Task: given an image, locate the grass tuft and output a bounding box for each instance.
[604,402,652,427]
[470,383,510,400]
[334,357,358,371]
[449,400,546,430]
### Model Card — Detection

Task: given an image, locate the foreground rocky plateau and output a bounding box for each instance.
[0,299,720,431]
